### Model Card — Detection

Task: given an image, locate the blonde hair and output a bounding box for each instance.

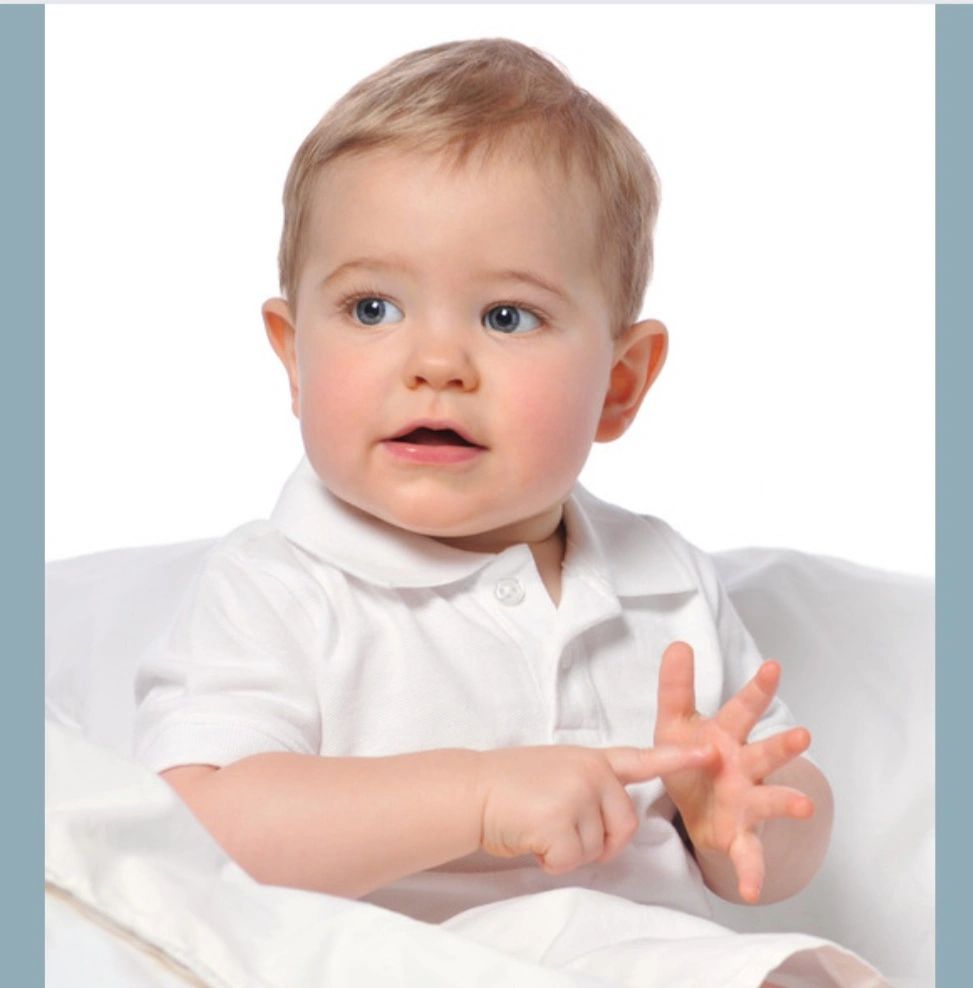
[277,38,660,336]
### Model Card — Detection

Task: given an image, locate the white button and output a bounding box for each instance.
[494,577,525,606]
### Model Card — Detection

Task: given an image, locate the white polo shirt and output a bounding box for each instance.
[133,458,796,922]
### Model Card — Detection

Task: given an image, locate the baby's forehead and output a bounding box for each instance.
[300,145,611,314]
[311,146,598,250]
[308,143,603,252]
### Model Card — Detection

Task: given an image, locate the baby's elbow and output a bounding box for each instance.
[760,790,835,903]
[159,763,249,863]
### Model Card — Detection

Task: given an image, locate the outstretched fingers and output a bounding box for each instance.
[656,641,698,728]
[747,784,815,824]
[714,660,782,741]
[728,830,765,904]
[742,727,811,781]
[605,743,716,787]
[727,784,814,902]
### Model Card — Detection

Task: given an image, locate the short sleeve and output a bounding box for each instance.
[712,570,799,744]
[132,524,326,772]
[675,537,799,746]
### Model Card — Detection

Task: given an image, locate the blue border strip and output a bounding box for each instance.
[936,5,971,985]
[19,6,955,987]
[0,4,44,985]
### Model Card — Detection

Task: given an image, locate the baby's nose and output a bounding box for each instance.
[403,337,478,392]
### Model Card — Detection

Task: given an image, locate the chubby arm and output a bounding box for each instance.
[162,749,483,900]
[162,742,712,900]
[656,641,834,905]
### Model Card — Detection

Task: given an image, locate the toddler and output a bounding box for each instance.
[134,38,832,936]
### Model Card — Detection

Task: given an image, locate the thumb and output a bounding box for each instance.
[603,743,714,786]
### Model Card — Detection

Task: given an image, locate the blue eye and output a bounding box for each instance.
[349,297,404,326]
[484,305,541,335]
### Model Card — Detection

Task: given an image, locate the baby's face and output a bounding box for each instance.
[265,147,661,550]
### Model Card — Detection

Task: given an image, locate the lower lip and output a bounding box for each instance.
[381,440,486,465]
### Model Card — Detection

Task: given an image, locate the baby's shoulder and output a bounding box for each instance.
[574,487,720,594]
[587,493,681,541]
[192,519,337,618]
[202,519,305,575]
[574,486,699,557]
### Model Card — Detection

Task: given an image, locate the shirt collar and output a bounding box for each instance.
[271,458,697,596]
[563,485,697,597]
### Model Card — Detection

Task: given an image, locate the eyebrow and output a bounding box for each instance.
[319,257,411,290]
[319,257,573,305]
[485,269,573,306]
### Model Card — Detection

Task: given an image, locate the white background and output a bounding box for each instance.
[46,4,934,576]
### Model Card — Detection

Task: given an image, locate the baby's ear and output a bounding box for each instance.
[262,298,300,417]
[595,319,668,442]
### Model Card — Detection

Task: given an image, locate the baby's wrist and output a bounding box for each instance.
[667,798,706,848]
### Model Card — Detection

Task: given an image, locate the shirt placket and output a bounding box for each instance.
[476,549,558,713]
[548,570,622,746]
[477,550,623,745]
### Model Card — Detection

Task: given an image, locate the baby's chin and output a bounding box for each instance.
[330,484,548,549]
[366,499,508,542]
[369,497,566,556]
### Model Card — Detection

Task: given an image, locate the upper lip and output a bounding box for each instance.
[386,419,485,448]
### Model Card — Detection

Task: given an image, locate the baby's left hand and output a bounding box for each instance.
[654,641,814,903]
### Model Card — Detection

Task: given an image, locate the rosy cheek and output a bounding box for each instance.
[297,359,360,455]
[513,370,602,476]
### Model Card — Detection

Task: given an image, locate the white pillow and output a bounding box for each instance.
[45,540,216,756]
[708,548,933,988]
[45,541,933,986]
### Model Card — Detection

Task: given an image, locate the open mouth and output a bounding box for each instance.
[389,427,481,448]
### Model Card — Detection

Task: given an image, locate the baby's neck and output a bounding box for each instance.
[529,520,566,607]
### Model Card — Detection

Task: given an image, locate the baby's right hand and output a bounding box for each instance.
[475,744,714,875]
